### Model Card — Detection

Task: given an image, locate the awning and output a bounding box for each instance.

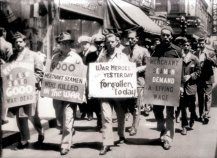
[56,0,104,20]
[105,0,161,35]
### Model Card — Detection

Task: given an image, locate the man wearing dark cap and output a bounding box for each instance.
[195,37,217,124]
[8,31,44,149]
[52,32,84,155]
[152,26,182,150]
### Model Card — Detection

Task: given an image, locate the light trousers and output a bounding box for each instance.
[101,99,125,146]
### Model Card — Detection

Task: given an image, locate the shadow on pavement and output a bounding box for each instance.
[72,141,101,151]
[74,126,98,132]
[123,138,160,146]
[145,118,157,122]
[5,142,60,152]
[30,142,60,152]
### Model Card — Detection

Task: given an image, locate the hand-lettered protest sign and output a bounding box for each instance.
[144,57,183,107]
[89,62,137,98]
[41,60,87,103]
[1,62,36,118]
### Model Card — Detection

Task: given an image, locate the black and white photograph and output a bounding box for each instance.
[1,0,217,157]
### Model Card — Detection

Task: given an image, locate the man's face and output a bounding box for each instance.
[183,42,190,52]
[128,32,138,47]
[198,41,205,49]
[80,41,90,51]
[59,41,71,51]
[15,38,26,52]
[94,41,105,51]
[161,29,173,45]
[106,36,117,52]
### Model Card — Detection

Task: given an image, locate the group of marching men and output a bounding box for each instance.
[0,25,216,156]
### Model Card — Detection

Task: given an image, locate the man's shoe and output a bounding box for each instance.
[129,128,137,136]
[162,137,172,150]
[88,115,93,121]
[203,118,209,125]
[118,137,126,144]
[181,127,187,135]
[15,142,29,150]
[99,145,111,155]
[60,148,70,155]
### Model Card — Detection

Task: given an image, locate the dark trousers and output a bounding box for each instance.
[180,94,197,128]
[153,105,175,139]
[197,83,212,118]
[78,99,101,126]
[88,98,102,126]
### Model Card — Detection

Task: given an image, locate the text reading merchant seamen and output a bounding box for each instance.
[44,73,83,84]
[150,59,179,66]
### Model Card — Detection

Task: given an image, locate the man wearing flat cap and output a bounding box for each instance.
[7,31,44,149]
[195,37,217,124]
[152,26,182,150]
[52,32,84,155]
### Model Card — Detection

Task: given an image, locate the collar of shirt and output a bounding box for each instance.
[108,50,118,61]
[16,47,28,61]
[183,51,191,63]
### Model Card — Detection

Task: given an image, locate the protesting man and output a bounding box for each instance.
[126,30,150,136]
[8,32,44,149]
[52,32,84,155]
[195,37,217,124]
[97,33,129,155]
[180,39,201,135]
[152,26,182,150]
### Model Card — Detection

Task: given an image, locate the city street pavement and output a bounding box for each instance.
[2,105,217,158]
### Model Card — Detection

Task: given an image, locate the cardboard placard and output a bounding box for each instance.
[89,62,137,98]
[1,62,36,118]
[144,57,183,107]
[41,60,87,103]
